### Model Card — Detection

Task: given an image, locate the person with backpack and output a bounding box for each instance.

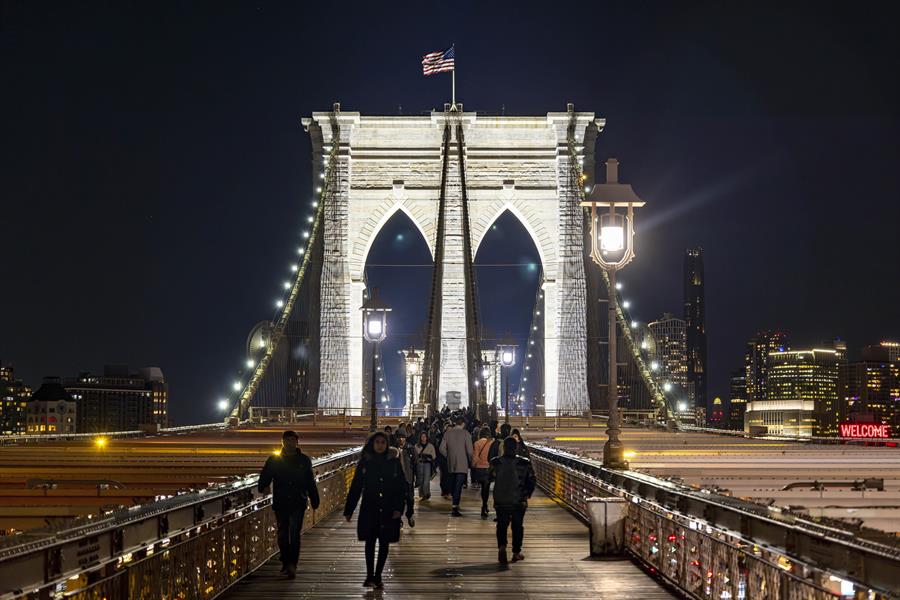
[489,437,536,565]
[343,432,406,589]
[472,427,494,518]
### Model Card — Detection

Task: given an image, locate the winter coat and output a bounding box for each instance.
[391,445,416,485]
[439,425,474,474]
[472,438,492,469]
[343,454,406,542]
[489,454,536,510]
[413,442,436,464]
[258,448,320,513]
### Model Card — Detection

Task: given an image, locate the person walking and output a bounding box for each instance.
[343,432,405,589]
[436,421,452,499]
[413,431,436,500]
[490,437,536,565]
[472,427,493,518]
[391,431,416,527]
[439,415,473,516]
[510,428,531,458]
[257,430,320,579]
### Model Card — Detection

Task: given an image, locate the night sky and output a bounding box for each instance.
[2,2,898,424]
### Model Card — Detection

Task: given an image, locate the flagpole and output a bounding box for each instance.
[452,68,456,110]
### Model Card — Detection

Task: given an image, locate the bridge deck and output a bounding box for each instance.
[220,480,675,599]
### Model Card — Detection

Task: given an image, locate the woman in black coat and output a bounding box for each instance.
[343,431,406,589]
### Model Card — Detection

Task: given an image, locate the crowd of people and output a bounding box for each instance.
[259,406,537,589]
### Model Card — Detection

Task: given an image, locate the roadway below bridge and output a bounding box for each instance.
[522,427,900,535]
[0,426,368,531]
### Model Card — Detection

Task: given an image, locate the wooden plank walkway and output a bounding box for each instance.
[220,480,677,599]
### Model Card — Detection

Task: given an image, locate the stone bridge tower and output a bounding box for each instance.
[303,105,602,414]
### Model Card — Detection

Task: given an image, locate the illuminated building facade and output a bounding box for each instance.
[766,348,839,436]
[745,330,788,403]
[839,343,900,427]
[648,313,689,391]
[64,365,168,433]
[0,362,30,435]
[683,248,707,424]
[728,368,747,430]
[26,377,76,434]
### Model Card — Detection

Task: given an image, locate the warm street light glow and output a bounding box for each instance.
[630,321,638,328]
[677,401,687,412]
[600,224,625,252]
[291,264,298,272]
[663,382,673,392]
[246,359,255,369]
[316,186,322,193]
[218,399,229,411]
[297,247,305,255]
[615,282,623,290]
[307,215,314,222]
[623,300,631,309]
[283,281,291,289]
[232,381,242,391]
[650,361,659,371]
[276,300,284,308]
[302,231,310,239]
[312,201,318,207]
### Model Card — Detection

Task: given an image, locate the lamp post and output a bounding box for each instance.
[404,348,420,416]
[582,158,646,469]
[497,343,517,424]
[480,361,493,422]
[362,292,391,432]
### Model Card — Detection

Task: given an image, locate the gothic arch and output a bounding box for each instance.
[470,200,559,280]
[349,200,435,282]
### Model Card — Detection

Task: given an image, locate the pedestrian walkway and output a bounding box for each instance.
[220,479,676,599]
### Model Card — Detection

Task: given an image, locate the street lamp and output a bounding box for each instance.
[361,292,391,432]
[497,343,517,423]
[404,348,420,415]
[582,158,646,469]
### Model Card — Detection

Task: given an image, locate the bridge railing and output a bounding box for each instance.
[0,447,361,600]
[529,443,900,599]
[0,422,227,445]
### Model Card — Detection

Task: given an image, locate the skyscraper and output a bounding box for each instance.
[728,368,748,430]
[64,365,168,433]
[648,313,691,415]
[764,348,839,436]
[0,362,30,435]
[745,331,789,403]
[684,248,707,424]
[839,344,900,427]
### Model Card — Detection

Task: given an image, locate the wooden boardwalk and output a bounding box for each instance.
[220,480,677,599]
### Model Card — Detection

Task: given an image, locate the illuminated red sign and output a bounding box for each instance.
[839,422,891,439]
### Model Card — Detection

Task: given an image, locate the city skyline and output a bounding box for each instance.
[2,3,898,424]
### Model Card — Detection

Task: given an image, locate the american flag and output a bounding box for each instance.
[422,45,455,76]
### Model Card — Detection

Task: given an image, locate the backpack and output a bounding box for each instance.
[492,458,522,508]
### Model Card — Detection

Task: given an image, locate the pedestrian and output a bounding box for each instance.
[489,422,512,461]
[439,415,474,516]
[413,431,436,500]
[437,421,452,498]
[391,431,416,527]
[257,430,320,579]
[490,437,536,565]
[343,432,405,589]
[472,427,493,518]
[383,425,394,445]
[510,428,531,458]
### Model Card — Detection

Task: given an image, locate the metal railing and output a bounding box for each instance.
[529,443,900,599]
[0,447,361,599]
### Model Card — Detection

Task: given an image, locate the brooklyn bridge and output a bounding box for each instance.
[0,105,897,600]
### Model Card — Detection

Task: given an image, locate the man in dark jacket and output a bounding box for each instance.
[391,432,416,527]
[489,437,536,565]
[258,430,320,579]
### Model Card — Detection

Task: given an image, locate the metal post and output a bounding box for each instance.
[370,342,378,433]
[503,367,509,424]
[604,269,626,468]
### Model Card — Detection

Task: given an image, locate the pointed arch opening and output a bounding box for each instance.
[363,210,433,414]
[474,209,543,415]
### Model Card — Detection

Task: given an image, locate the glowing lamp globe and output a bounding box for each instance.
[361,293,391,344]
